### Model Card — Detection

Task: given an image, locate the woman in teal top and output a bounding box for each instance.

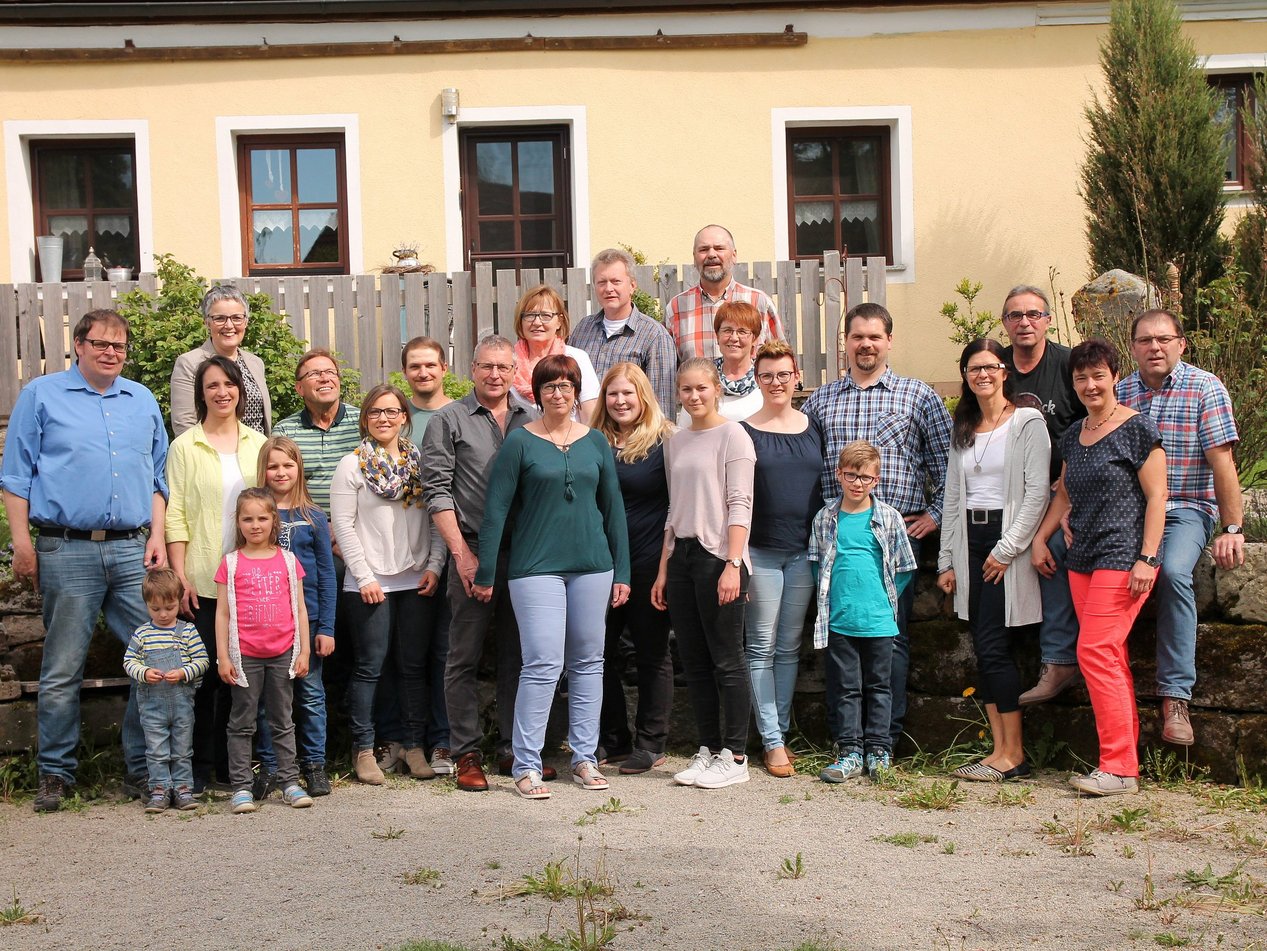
[474,354,630,800]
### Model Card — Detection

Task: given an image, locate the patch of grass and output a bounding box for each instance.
[1140,747,1210,788]
[0,888,43,926]
[987,785,1035,808]
[493,842,624,951]
[1042,802,1096,857]
[872,832,938,849]
[777,852,807,880]
[486,860,503,870]
[575,797,638,827]
[0,753,38,803]
[1152,933,1191,948]
[1106,805,1150,833]
[1123,845,1137,859]
[371,825,406,840]
[941,841,956,855]
[778,794,796,804]
[895,779,964,811]
[402,867,442,887]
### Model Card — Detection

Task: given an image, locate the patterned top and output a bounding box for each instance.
[1060,413,1163,573]
[1117,361,1238,520]
[568,307,679,418]
[665,280,784,362]
[803,368,953,522]
[124,621,209,686]
[236,354,267,435]
[273,403,362,516]
[808,496,916,649]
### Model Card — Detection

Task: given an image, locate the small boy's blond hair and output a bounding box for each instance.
[836,440,881,473]
[142,567,183,606]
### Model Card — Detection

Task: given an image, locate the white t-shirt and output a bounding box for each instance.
[218,451,246,557]
[962,415,1013,509]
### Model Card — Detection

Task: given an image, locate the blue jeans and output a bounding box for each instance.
[508,571,611,777]
[136,645,196,791]
[35,533,148,784]
[825,633,894,755]
[888,535,920,749]
[746,546,814,752]
[347,589,429,750]
[256,634,328,772]
[1037,512,1079,666]
[1155,507,1215,701]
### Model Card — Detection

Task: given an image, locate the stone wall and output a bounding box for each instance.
[2,546,1265,783]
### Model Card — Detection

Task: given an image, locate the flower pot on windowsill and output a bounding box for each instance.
[36,235,64,283]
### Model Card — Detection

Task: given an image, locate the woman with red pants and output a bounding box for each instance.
[1031,338,1166,796]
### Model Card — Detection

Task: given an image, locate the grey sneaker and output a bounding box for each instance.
[1019,663,1081,706]
[230,789,257,814]
[820,750,864,783]
[144,788,169,814]
[1069,769,1138,797]
[694,749,749,789]
[429,748,455,775]
[281,783,313,809]
[172,786,198,811]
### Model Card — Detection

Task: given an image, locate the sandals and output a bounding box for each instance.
[572,762,610,791]
[514,771,551,800]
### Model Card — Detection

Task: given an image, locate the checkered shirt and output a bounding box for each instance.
[1117,360,1238,520]
[803,368,953,523]
[567,307,679,418]
[665,280,784,362]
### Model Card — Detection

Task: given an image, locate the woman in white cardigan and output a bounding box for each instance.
[331,384,446,785]
[937,339,1050,783]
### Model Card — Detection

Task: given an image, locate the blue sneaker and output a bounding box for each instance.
[865,750,892,778]
[281,784,313,809]
[820,750,864,783]
[230,789,257,814]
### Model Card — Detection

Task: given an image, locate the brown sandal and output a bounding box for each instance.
[764,748,795,778]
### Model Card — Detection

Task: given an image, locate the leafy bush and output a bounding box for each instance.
[385,370,474,402]
[619,243,665,323]
[939,279,999,346]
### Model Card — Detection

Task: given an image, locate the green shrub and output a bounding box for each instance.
[619,243,665,323]
[939,279,998,346]
[385,370,474,402]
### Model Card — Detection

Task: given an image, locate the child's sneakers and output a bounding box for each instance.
[820,750,864,783]
[281,784,314,809]
[694,749,750,789]
[673,746,715,786]
[865,750,892,778]
[144,787,169,813]
[230,789,257,814]
[172,786,198,811]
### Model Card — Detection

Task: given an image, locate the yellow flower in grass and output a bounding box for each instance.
[962,687,976,698]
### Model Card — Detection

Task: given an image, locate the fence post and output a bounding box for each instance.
[474,263,494,339]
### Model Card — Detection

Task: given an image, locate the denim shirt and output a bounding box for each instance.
[808,496,917,650]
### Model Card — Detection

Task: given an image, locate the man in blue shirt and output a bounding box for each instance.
[2,309,169,812]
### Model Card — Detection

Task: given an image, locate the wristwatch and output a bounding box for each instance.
[728,557,743,569]
[1224,524,1243,535]
[1138,553,1161,568]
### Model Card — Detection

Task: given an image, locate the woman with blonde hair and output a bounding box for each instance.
[509,283,600,420]
[590,363,676,774]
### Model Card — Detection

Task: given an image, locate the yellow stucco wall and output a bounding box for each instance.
[2,15,1263,382]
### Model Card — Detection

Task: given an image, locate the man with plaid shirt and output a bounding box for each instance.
[803,302,952,752]
[666,224,784,362]
[1118,309,1245,748]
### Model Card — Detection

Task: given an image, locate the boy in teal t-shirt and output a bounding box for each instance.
[808,441,917,781]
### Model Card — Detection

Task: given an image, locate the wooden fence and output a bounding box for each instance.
[0,251,887,419]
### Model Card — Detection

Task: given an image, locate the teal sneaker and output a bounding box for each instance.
[230,789,257,814]
[820,750,864,783]
[865,750,892,778]
[281,783,313,809]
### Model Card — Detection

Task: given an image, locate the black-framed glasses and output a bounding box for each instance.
[208,314,248,327]
[540,382,575,396]
[1132,334,1183,347]
[522,312,560,325]
[366,407,404,420]
[965,363,1007,376]
[299,367,340,382]
[83,337,127,354]
[840,471,878,486]
[1002,309,1049,324]
[756,370,796,385]
[718,326,754,339]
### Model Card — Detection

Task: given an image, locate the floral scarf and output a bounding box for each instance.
[355,437,425,508]
[716,357,757,397]
[513,337,567,402]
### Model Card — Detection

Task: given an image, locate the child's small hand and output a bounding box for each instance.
[936,569,956,595]
[314,634,335,657]
[144,668,163,684]
[163,669,186,684]
[217,658,238,685]
[294,654,310,678]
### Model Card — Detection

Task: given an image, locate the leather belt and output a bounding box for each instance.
[967,509,1003,525]
[37,526,143,542]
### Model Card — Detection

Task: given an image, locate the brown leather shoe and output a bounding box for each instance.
[1018,663,1081,706]
[1161,698,1195,746]
[764,747,795,778]
[497,755,557,781]
[455,752,489,792]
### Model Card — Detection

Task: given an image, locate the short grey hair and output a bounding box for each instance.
[591,247,636,277]
[473,333,515,365]
[201,283,251,321]
[1001,284,1050,313]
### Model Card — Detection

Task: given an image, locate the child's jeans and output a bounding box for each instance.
[228,652,299,790]
[257,624,329,772]
[137,644,196,791]
[825,632,895,754]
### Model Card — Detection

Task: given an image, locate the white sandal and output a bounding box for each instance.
[572,762,610,791]
[514,771,551,800]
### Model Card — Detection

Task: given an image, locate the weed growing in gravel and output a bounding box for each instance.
[1123,845,1138,859]
[1042,800,1096,856]
[778,794,796,804]
[486,860,503,870]
[873,832,938,849]
[575,797,637,826]
[0,888,42,926]
[371,825,406,840]
[0,752,38,803]
[987,785,1035,808]
[1140,747,1209,788]
[942,841,956,855]
[1105,806,1150,833]
[777,853,807,880]
[402,867,442,887]
[895,780,964,811]
[1152,932,1191,947]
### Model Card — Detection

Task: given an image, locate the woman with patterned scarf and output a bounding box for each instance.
[330,384,447,785]
[676,300,764,426]
[507,283,601,421]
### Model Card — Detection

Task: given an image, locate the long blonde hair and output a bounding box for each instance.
[257,435,321,520]
[591,363,674,463]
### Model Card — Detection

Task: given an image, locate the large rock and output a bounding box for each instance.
[0,614,45,649]
[1215,543,1267,624]
[1071,269,1162,345]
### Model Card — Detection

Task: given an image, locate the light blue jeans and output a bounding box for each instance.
[1037,527,1079,666]
[745,546,814,752]
[1155,507,1216,700]
[35,533,148,784]
[508,571,612,777]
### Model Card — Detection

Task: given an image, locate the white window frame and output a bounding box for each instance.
[440,105,590,273]
[4,119,154,282]
[772,106,914,283]
[215,113,363,277]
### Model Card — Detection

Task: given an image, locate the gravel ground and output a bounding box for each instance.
[1,755,1266,951]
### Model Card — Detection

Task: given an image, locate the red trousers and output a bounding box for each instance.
[1069,570,1151,777]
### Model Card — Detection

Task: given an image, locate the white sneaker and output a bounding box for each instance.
[673,746,715,786]
[694,749,750,789]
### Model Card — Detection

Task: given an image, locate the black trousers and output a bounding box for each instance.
[599,563,674,755]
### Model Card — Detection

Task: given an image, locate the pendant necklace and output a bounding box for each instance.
[971,405,1010,474]
[545,416,576,501]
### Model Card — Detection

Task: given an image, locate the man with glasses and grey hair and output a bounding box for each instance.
[420,335,541,792]
[997,286,1086,707]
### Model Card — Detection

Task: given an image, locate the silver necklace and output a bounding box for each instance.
[544,417,576,501]
[971,405,1010,474]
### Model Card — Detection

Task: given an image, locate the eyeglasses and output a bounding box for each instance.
[718,327,754,339]
[840,471,878,487]
[540,382,575,396]
[366,407,404,420]
[475,362,515,375]
[208,314,248,327]
[522,312,560,325]
[299,367,340,382]
[1002,310,1050,324]
[756,370,796,385]
[83,337,127,354]
[1133,334,1183,347]
[965,363,1007,376]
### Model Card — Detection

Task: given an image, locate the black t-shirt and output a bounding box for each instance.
[741,416,824,551]
[613,441,670,570]
[1005,340,1085,482]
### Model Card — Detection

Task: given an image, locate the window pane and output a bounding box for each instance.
[476,141,514,215]
[479,220,515,251]
[520,218,556,251]
[841,199,882,256]
[791,140,833,196]
[39,153,86,209]
[793,201,835,257]
[94,215,135,268]
[1216,86,1239,181]
[90,151,135,207]
[296,148,337,203]
[839,138,880,194]
[253,209,294,264]
[522,255,563,271]
[49,215,89,269]
[518,141,556,214]
[251,149,292,203]
[298,208,339,263]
